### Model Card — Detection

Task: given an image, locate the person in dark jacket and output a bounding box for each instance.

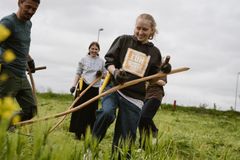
[92,13,170,157]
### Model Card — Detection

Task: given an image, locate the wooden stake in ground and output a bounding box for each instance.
[15,67,190,126]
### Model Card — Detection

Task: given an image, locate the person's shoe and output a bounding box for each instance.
[83,149,92,160]
[136,148,144,153]
[152,137,157,145]
[152,131,158,145]
[7,111,22,132]
[7,125,17,132]
[152,131,158,138]
[75,132,85,140]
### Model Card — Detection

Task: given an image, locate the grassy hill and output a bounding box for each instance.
[1,92,240,159]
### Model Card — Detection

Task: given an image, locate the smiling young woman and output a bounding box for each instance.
[69,41,106,140]
[92,13,167,158]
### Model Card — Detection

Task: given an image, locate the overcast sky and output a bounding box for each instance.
[1,0,240,111]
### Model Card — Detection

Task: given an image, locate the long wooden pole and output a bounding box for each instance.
[27,66,38,111]
[27,66,47,114]
[27,66,47,72]
[48,76,101,133]
[15,67,189,126]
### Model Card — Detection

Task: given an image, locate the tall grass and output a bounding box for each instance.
[0,92,239,159]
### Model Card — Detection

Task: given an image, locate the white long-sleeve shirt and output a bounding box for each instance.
[76,55,106,87]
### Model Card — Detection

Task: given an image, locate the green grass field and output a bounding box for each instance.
[1,92,240,160]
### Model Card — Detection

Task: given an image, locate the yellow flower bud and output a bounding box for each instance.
[2,111,12,119]
[0,24,11,42]
[0,97,19,121]
[3,50,16,63]
[3,97,15,107]
[12,115,21,124]
[0,73,9,81]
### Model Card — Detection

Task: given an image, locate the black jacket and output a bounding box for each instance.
[105,35,162,101]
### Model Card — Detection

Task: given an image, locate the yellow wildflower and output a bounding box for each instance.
[3,49,16,63]
[0,73,8,81]
[12,115,21,124]
[0,97,19,122]
[2,111,12,119]
[2,97,14,107]
[0,24,11,42]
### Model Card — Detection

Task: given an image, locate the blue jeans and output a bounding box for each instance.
[92,85,141,149]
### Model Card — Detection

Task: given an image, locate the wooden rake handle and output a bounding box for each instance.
[27,66,46,114]
[27,66,47,72]
[48,76,101,133]
[15,67,190,126]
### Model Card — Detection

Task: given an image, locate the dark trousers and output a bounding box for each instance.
[69,81,99,139]
[138,98,161,146]
[0,68,36,121]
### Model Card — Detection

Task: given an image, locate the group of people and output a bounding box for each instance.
[68,12,172,156]
[0,0,172,158]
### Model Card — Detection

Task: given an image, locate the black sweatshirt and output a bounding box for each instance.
[105,35,162,101]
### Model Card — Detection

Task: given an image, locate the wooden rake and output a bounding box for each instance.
[48,76,101,133]
[15,67,190,127]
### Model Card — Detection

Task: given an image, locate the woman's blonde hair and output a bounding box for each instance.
[137,13,158,40]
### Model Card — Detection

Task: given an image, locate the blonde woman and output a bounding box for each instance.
[92,14,170,156]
